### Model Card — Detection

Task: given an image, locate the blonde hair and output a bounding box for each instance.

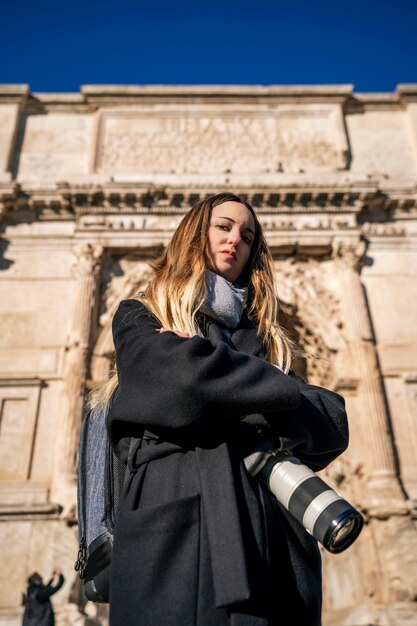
[90,193,295,409]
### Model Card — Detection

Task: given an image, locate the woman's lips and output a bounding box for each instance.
[221,251,236,260]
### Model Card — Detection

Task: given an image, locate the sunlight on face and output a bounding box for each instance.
[205,201,255,282]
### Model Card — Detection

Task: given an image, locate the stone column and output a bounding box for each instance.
[52,243,103,510]
[335,241,403,500]
[331,240,417,617]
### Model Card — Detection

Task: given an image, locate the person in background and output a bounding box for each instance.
[22,568,65,626]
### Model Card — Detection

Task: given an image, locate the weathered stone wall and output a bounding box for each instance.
[0,84,416,625]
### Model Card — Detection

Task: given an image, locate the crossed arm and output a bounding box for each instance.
[109,299,348,470]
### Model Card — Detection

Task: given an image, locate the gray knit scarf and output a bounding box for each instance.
[200,269,248,330]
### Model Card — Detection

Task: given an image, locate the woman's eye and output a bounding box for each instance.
[216,224,229,231]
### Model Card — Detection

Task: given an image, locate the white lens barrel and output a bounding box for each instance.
[260,454,363,553]
[302,490,343,534]
[266,455,314,509]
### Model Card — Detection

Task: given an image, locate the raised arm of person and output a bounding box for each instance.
[35,569,65,602]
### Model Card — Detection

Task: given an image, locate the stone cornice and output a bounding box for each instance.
[396,84,417,104]
[0,182,20,220]
[0,84,30,104]
[20,84,357,113]
[1,182,416,226]
[1,83,416,111]
[345,87,417,112]
[80,84,354,107]
[81,84,355,96]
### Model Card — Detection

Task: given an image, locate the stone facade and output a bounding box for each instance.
[0,84,416,625]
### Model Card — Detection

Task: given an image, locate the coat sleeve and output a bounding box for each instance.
[108,299,302,440]
[264,371,349,470]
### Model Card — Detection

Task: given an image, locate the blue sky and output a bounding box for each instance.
[1,0,416,93]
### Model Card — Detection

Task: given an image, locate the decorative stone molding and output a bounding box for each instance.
[4,83,415,110]
[15,84,354,112]
[2,182,416,229]
[361,223,406,237]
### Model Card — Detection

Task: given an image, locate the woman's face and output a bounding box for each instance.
[205,201,256,283]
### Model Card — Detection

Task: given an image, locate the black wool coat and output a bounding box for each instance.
[107,299,349,626]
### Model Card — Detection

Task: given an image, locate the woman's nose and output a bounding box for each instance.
[227,230,241,247]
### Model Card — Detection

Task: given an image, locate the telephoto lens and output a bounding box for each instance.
[244,444,364,554]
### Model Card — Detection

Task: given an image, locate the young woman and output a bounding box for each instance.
[100,192,348,626]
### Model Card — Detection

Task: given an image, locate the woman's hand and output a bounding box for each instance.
[157,328,191,339]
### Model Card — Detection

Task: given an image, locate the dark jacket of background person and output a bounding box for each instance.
[107,299,349,626]
[22,573,65,626]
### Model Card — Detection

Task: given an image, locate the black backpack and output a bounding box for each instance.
[74,401,134,603]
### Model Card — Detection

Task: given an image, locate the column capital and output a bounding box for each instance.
[332,239,367,272]
[73,243,103,277]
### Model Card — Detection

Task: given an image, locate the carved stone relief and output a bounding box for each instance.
[89,255,153,384]
[96,107,348,175]
[274,257,346,387]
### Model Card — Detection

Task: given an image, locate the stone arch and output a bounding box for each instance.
[272,255,360,498]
